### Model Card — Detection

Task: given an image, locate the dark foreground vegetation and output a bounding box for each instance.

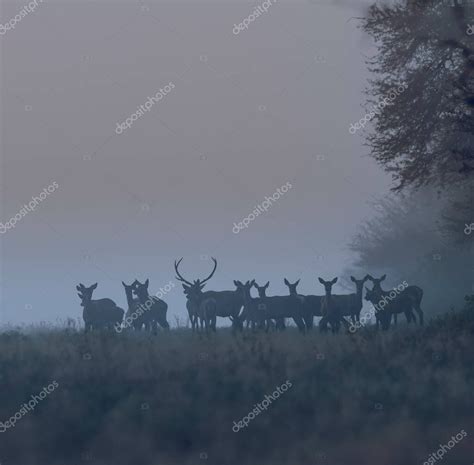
[1,300,474,465]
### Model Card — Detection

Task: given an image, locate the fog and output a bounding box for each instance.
[1,0,390,325]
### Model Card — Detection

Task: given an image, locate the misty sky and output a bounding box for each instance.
[0,0,392,325]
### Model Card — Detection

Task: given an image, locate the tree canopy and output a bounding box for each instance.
[362,0,474,190]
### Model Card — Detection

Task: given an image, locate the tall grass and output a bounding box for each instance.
[0,301,473,465]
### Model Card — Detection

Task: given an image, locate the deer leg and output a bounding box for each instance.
[413,304,423,326]
[303,315,313,330]
[158,318,170,330]
[292,317,306,333]
[264,319,270,333]
[319,317,329,333]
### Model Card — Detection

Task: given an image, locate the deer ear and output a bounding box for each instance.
[350,276,356,282]
[76,285,81,292]
[380,274,386,281]
[122,281,127,287]
[145,279,149,287]
[332,277,338,284]
[79,283,85,289]
[366,275,373,281]
[318,278,324,284]
[250,279,256,286]
[295,279,300,286]
[233,280,239,286]
[284,278,289,285]
[77,292,83,299]
[91,283,98,290]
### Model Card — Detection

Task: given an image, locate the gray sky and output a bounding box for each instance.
[0,0,391,326]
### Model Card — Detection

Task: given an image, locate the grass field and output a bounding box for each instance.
[0,301,473,465]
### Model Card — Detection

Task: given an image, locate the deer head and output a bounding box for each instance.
[253,281,269,298]
[350,275,370,294]
[364,286,377,303]
[174,257,217,296]
[318,277,338,296]
[366,274,386,292]
[233,280,255,303]
[133,279,150,302]
[284,278,300,296]
[122,281,138,292]
[76,283,98,307]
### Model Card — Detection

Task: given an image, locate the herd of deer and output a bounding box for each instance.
[76,258,424,334]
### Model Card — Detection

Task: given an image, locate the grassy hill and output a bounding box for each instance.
[0,300,473,465]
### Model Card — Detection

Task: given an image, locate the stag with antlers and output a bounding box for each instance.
[174,257,244,331]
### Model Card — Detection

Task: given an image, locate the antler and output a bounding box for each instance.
[200,257,217,285]
[174,257,217,286]
[174,258,193,286]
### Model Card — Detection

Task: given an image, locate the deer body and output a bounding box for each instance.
[122,281,143,330]
[133,280,170,331]
[365,283,423,330]
[241,280,306,332]
[330,276,370,323]
[245,281,278,330]
[283,278,323,329]
[175,257,243,331]
[318,277,344,333]
[76,283,124,331]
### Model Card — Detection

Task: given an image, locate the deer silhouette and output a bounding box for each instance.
[175,258,244,331]
[245,281,281,330]
[181,282,203,331]
[122,281,141,326]
[133,279,170,331]
[365,276,423,330]
[283,278,322,330]
[175,257,217,332]
[318,277,343,333]
[241,280,306,332]
[330,275,370,323]
[76,283,124,331]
